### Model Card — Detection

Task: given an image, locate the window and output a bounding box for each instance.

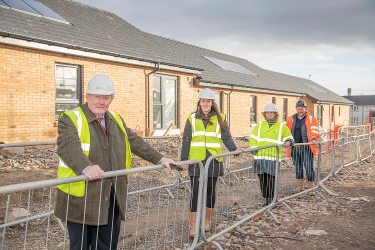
[317,105,323,127]
[152,75,177,129]
[351,106,359,111]
[339,107,341,116]
[282,98,288,122]
[250,95,257,124]
[350,117,358,125]
[214,91,222,112]
[272,97,276,104]
[55,64,81,120]
[329,104,334,123]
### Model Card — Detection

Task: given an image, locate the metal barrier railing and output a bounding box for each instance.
[195,146,278,249]
[0,160,204,250]
[330,137,359,177]
[0,127,374,249]
[0,142,58,185]
[370,130,375,155]
[358,134,372,161]
[193,126,373,248]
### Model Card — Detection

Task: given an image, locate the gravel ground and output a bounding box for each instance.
[0,140,374,250]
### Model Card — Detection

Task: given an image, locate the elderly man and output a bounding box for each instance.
[55,74,176,250]
[286,99,320,195]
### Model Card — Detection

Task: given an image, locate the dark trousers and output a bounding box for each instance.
[190,176,218,212]
[67,187,120,250]
[258,173,275,199]
[292,146,315,181]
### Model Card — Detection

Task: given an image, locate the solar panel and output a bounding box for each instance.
[1,0,67,22]
[0,0,39,15]
[203,55,256,75]
[303,83,327,93]
[0,1,8,7]
[23,0,67,22]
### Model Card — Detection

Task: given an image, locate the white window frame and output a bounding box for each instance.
[214,91,222,112]
[282,98,288,122]
[250,95,257,124]
[55,63,81,120]
[152,74,178,129]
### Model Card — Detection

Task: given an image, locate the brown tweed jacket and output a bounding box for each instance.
[55,103,164,225]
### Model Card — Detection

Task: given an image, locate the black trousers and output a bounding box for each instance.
[258,173,275,199]
[67,187,120,250]
[190,176,218,212]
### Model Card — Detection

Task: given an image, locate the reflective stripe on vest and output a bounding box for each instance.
[188,113,224,162]
[257,120,283,144]
[252,120,285,161]
[57,108,132,197]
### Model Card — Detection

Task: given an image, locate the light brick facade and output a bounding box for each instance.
[0,43,351,143]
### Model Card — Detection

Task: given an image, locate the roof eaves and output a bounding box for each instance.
[0,31,204,72]
[198,80,304,96]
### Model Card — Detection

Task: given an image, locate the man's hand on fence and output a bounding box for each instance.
[311,139,318,145]
[233,147,245,156]
[159,157,178,171]
[284,141,292,148]
[82,165,105,180]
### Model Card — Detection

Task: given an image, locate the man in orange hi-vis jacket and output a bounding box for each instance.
[286,99,320,195]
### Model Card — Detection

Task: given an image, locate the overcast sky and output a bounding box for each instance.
[75,0,375,96]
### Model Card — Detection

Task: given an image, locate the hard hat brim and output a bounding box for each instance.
[86,90,115,95]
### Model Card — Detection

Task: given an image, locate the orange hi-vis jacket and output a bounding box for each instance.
[286,112,320,157]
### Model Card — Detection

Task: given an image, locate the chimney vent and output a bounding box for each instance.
[348,88,352,96]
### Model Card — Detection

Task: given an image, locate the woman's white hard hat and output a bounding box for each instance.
[264,103,278,112]
[198,88,215,100]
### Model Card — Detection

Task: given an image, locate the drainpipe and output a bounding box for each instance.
[146,62,160,136]
[225,85,234,128]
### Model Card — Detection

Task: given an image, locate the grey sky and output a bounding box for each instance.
[75,0,375,96]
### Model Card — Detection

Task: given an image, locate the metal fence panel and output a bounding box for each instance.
[0,162,204,250]
[358,134,371,161]
[0,127,374,249]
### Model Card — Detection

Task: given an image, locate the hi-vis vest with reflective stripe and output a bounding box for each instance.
[57,107,132,197]
[188,113,225,162]
[285,112,319,157]
[250,120,293,162]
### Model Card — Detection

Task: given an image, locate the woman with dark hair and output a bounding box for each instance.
[181,88,243,237]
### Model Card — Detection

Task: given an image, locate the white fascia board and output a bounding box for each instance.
[199,81,304,97]
[0,36,201,74]
[316,101,353,105]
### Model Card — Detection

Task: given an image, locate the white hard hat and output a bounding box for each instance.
[198,88,215,100]
[86,74,115,95]
[264,103,278,112]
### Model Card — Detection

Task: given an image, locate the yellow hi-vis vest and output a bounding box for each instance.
[57,107,132,197]
[249,120,293,161]
[188,113,225,162]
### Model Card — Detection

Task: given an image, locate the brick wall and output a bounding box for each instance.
[0,44,156,143]
[0,43,351,143]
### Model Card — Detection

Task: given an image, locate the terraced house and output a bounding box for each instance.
[0,0,352,143]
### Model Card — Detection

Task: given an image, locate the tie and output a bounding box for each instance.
[97,117,106,134]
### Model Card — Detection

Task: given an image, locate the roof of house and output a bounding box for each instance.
[342,95,375,106]
[0,0,352,105]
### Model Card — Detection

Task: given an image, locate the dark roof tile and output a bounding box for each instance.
[0,0,352,104]
[342,95,375,105]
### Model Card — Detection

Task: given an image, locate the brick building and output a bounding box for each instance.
[0,0,352,143]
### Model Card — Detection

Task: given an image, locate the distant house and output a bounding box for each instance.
[342,89,375,126]
[0,0,352,143]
